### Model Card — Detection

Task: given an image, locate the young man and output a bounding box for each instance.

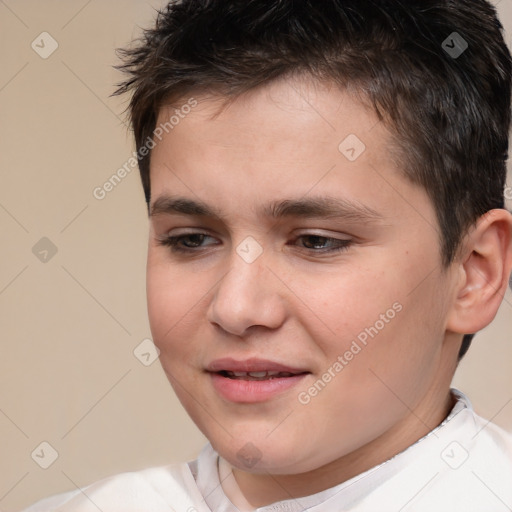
[22,0,512,510]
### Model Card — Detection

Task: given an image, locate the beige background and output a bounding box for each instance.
[0,1,511,510]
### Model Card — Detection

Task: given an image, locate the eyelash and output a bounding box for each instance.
[156,233,352,255]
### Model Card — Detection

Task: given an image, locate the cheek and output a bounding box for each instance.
[146,256,206,354]
[301,267,401,344]
[332,275,448,413]
[308,257,445,383]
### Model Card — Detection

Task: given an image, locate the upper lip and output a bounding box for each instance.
[206,357,309,374]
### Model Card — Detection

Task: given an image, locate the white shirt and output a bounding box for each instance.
[21,389,512,512]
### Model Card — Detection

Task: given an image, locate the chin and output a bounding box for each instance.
[209,430,329,475]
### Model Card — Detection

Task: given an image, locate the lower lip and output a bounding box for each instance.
[209,372,308,403]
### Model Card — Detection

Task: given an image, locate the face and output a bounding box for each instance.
[146,77,460,476]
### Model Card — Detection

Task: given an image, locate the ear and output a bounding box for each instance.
[446,209,512,336]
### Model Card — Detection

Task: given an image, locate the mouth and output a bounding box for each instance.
[206,358,311,402]
[206,357,310,378]
[217,370,308,381]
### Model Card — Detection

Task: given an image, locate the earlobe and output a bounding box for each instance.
[446,209,512,336]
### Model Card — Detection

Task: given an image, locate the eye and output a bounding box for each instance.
[156,233,218,253]
[295,234,352,253]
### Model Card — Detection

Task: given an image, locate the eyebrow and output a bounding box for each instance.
[150,195,384,223]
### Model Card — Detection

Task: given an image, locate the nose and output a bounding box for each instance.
[206,245,287,337]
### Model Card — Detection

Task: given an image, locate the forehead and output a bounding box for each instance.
[148,76,433,227]
[156,77,387,151]
[152,77,394,176]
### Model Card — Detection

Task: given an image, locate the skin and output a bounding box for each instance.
[146,76,512,506]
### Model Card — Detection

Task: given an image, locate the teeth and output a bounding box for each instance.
[248,371,268,378]
[224,370,296,380]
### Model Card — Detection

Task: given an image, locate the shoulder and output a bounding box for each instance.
[20,459,207,512]
[451,390,512,478]
[421,393,512,511]
[466,403,512,461]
